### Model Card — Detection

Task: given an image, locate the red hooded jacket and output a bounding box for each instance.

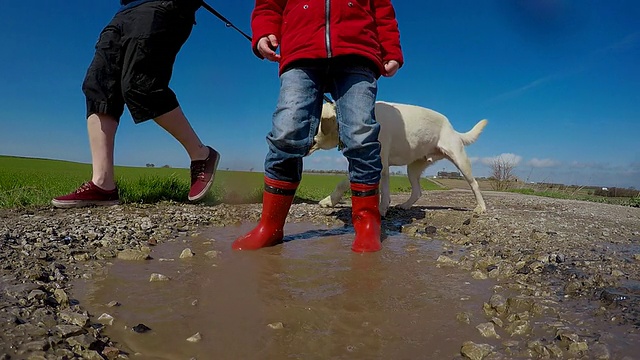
[251,0,404,76]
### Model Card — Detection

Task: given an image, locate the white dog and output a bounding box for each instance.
[308,101,488,216]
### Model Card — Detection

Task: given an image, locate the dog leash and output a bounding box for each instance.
[201,1,333,104]
[201,1,252,41]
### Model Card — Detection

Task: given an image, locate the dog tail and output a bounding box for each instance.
[460,119,488,146]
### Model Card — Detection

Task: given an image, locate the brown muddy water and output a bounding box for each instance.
[73,222,499,359]
[69,221,636,360]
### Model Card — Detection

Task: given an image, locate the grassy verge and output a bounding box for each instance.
[0,156,442,209]
[508,188,640,207]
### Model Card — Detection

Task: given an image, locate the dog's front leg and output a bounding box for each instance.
[379,170,391,216]
[319,178,350,207]
[470,180,487,214]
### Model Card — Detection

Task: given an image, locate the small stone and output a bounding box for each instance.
[436,255,457,267]
[132,323,152,333]
[66,334,98,349]
[471,270,488,280]
[502,340,519,347]
[77,350,103,360]
[402,225,418,236]
[611,269,625,277]
[97,313,114,326]
[491,317,503,328]
[74,253,91,261]
[267,322,284,330]
[461,341,494,360]
[488,294,507,316]
[107,301,121,307]
[117,249,151,261]
[476,322,500,339]
[55,325,85,338]
[204,250,221,259]
[506,320,531,336]
[54,289,70,307]
[28,289,47,300]
[102,346,120,360]
[556,329,580,343]
[22,340,49,352]
[150,273,170,282]
[180,248,195,258]
[186,332,202,342]
[568,341,588,355]
[59,309,89,327]
[546,343,564,358]
[456,312,471,324]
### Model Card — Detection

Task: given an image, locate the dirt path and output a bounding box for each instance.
[1,190,639,359]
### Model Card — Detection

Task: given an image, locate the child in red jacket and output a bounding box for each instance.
[233,0,403,253]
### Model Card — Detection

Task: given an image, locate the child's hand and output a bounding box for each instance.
[256,35,281,62]
[383,60,400,77]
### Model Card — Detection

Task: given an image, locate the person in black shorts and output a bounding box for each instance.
[52,0,220,208]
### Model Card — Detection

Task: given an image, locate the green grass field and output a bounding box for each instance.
[0,156,442,209]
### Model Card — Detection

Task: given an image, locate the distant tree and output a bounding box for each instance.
[489,156,517,191]
[162,164,171,168]
[146,163,155,168]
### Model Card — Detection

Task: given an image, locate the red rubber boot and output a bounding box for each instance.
[350,183,382,253]
[232,177,298,250]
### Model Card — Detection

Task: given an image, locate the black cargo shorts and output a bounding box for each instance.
[82,0,200,123]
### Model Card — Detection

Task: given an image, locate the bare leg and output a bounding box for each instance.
[88,113,118,190]
[154,106,209,161]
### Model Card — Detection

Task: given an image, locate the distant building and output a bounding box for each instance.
[437,171,462,179]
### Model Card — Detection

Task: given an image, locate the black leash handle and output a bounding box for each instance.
[201,1,333,104]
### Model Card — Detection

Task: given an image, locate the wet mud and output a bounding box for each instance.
[74,223,497,359]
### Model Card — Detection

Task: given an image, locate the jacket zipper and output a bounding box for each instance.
[325,0,332,58]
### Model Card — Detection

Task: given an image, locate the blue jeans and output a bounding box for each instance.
[264,62,381,184]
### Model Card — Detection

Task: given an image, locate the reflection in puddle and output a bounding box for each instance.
[73,222,497,359]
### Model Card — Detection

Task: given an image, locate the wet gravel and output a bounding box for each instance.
[1,190,639,359]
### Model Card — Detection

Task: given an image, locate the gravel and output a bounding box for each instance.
[1,189,639,359]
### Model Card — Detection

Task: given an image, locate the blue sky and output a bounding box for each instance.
[1,1,638,188]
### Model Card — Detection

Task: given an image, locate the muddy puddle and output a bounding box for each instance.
[70,221,640,359]
[73,222,503,359]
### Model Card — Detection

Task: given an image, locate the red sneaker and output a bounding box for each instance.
[51,181,120,208]
[188,146,220,202]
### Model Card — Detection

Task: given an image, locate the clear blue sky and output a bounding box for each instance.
[1,1,638,188]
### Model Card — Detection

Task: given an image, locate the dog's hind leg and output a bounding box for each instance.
[319,178,350,207]
[379,168,391,216]
[398,158,430,210]
[443,145,487,214]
